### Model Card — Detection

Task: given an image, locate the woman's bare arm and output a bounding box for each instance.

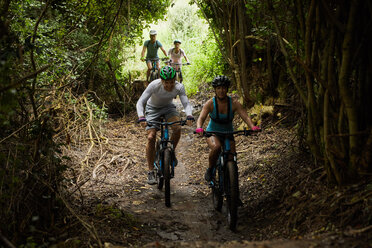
[233,99,255,129]
[197,99,213,128]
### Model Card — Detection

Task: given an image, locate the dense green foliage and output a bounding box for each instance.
[120,0,224,95]
[196,0,372,184]
[1,0,371,245]
[0,0,171,245]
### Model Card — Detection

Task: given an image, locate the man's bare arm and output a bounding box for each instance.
[161,46,167,57]
[141,46,146,59]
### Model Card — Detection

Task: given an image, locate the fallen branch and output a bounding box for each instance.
[79,96,95,179]
[0,64,50,93]
[344,225,372,236]
[122,157,131,172]
[0,231,16,248]
[92,163,108,180]
[92,151,108,180]
[57,190,103,248]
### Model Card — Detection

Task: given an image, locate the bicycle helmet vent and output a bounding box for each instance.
[212,75,231,88]
[149,30,157,35]
[160,66,176,80]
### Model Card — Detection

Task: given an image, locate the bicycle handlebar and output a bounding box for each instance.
[193,129,261,137]
[148,57,169,62]
[147,119,187,127]
[165,61,190,66]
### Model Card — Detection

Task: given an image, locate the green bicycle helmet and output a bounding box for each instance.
[159,66,176,80]
[212,75,231,88]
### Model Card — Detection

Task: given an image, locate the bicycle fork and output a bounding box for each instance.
[210,140,238,195]
[156,128,176,178]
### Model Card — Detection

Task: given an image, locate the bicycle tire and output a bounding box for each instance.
[163,148,172,207]
[150,70,158,82]
[155,141,163,190]
[212,166,223,211]
[226,161,239,231]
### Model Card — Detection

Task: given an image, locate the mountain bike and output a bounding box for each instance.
[196,129,260,230]
[166,61,190,83]
[149,58,168,82]
[148,118,186,207]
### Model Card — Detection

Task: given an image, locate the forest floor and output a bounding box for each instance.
[61,97,372,248]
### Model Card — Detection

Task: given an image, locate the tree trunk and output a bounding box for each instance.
[237,0,253,107]
[337,0,359,178]
[106,60,124,102]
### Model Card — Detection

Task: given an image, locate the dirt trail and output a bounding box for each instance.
[101,126,315,247]
[66,99,362,247]
[116,124,243,242]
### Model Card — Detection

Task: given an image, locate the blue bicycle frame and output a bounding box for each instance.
[148,118,186,207]
[198,129,259,230]
[154,121,178,176]
[211,135,237,190]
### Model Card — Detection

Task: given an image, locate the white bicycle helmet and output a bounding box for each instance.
[149,30,157,35]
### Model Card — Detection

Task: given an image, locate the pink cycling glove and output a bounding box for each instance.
[251,126,261,131]
[195,128,204,133]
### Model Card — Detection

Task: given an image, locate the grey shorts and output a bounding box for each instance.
[145,104,179,130]
[146,58,159,63]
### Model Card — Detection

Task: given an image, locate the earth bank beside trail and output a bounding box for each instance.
[61,104,371,247]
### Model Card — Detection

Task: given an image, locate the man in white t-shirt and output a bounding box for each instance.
[136,66,194,185]
[168,39,190,83]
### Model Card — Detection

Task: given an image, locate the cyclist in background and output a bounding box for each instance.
[137,66,194,185]
[195,76,260,182]
[141,30,168,83]
[168,39,190,83]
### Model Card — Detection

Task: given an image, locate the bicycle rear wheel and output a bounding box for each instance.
[226,161,239,231]
[163,148,172,207]
[212,166,223,211]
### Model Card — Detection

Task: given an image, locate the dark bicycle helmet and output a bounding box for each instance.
[211,75,231,88]
[159,66,176,80]
[174,39,181,44]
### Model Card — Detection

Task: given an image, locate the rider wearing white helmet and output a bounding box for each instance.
[141,30,168,83]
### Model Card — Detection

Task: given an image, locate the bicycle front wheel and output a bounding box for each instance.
[226,161,239,231]
[175,72,180,82]
[150,70,158,82]
[155,141,163,190]
[163,148,172,207]
[212,166,223,211]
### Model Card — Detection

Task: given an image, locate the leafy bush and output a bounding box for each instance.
[121,0,225,96]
